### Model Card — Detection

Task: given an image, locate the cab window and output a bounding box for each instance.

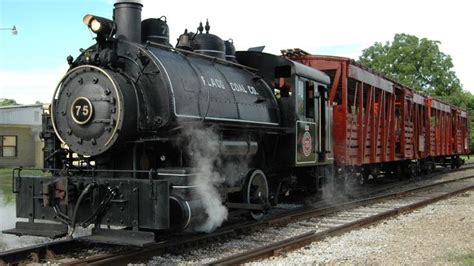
[296,77,316,120]
[296,80,305,116]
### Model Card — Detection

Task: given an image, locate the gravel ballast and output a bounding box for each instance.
[256,191,474,265]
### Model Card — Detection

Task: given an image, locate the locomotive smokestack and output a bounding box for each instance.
[113,0,142,43]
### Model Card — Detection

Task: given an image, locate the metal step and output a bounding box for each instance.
[2,221,68,238]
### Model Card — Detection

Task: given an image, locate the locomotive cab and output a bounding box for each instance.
[235,51,336,199]
[236,51,333,167]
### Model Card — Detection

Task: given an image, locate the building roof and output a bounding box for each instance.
[0,104,43,110]
[0,104,45,126]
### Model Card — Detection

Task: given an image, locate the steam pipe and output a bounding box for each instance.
[208,140,258,156]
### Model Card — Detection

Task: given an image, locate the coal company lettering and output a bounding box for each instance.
[200,75,259,95]
[200,76,226,90]
[231,83,259,96]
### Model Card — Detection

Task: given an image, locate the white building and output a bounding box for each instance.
[0,104,44,168]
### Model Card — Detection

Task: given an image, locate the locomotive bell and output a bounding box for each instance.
[176,29,193,50]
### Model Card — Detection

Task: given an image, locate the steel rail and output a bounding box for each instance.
[0,239,79,265]
[210,181,474,264]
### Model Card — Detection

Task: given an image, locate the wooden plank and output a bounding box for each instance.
[348,64,393,93]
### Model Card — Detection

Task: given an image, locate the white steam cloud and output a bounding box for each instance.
[183,126,228,233]
[0,195,49,251]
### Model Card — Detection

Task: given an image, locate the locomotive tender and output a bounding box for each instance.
[4,0,469,245]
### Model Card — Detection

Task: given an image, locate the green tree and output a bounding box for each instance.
[358,33,462,97]
[0,98,18,106]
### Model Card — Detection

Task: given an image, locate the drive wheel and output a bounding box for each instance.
[244,169,269,220]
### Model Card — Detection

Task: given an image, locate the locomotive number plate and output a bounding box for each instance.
[71,97,94,125]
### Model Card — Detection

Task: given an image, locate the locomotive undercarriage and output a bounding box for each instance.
[5,166,271,245]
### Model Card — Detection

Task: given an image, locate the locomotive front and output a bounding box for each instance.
[4,0,281,245]
[52,64,137,156]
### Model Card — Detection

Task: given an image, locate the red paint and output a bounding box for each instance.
[283,53,470,167]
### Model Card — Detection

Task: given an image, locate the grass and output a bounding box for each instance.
[451,251,474,266]
[0,168,48,203]
[461,155,474,162]
[0,168,15,203]
[0,168,14,189]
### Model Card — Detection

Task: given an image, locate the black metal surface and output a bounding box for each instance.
[148,46,280,125]
[141,17,170,45]
[191,32,226,59]
[113,0,142,42]
[10,175,170,232]
[3,222,68,238]
[224,40,237,62]
[53,65,137,156]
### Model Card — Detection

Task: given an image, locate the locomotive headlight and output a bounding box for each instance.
[83,14,116,38]
[90,19,102,32]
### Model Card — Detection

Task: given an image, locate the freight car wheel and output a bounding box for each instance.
[244,169,269,220]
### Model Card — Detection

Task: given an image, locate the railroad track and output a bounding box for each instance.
[210,176,474,264]
[1,166,473,265]
[57,174,474,265]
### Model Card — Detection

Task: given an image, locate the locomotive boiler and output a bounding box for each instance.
[4,0,334,245]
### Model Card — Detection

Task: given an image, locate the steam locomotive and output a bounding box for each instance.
[4,0,469,245]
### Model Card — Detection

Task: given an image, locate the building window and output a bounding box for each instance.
[0,136,17,157]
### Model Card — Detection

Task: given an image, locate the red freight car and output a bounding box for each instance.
[283,50,469,182]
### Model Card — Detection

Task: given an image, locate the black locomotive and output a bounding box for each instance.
[4,0,333,245]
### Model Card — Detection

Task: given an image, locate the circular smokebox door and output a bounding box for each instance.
[70,96,94,125]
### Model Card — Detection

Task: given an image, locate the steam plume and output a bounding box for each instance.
[183,126,228,233]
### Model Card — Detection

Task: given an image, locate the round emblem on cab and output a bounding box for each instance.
[302,131,312,157]
[71,97,94,125]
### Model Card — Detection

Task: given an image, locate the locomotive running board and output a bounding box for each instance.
[3,222,68,238]
[80,228,155,246]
